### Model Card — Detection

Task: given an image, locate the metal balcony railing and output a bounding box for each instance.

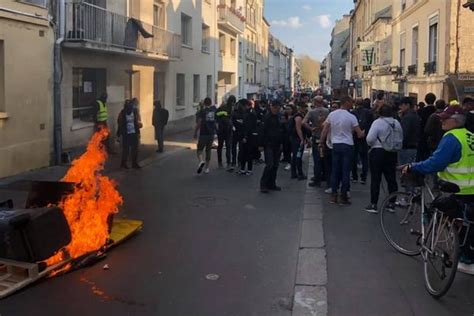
[407,64,417,75]
[424,61,437,75]
[217,4,245,34]
[64,1,181,59]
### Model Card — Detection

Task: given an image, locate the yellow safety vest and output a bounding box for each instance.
[438,128,474,195]
[96,100,108,122]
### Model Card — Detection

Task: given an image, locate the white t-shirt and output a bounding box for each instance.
[325,109,359,146]
[125,112,136,134]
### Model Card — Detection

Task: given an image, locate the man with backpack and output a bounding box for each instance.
[365,104,403,213]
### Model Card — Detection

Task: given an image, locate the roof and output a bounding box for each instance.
[374,5,392,21]
[263,16,270,26]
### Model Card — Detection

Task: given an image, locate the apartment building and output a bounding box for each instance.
[330,15,350,98]
[392,0,474,102]
[0,1,54,177]
[347,0,474,102]
[216,0,244,104]
[167,0,217,118]
[59,0,182,149]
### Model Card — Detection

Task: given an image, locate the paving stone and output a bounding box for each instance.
[292,286,327,316]
[303,203,323,220]
[296,248,327,286]
[300,219,325,248]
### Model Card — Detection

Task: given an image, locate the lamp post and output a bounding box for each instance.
[463,0,474,11]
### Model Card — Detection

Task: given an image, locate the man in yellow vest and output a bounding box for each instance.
[95,92,109,130]
[404,105,474,275]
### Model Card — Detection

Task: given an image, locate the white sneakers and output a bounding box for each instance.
[284,164,291,171]
[197,161,205,174]
[458,262,474,275]
[204,168,210,174]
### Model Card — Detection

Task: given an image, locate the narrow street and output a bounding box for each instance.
[324,181,474,316]
[0,138,306,316]
[1,135,474,315]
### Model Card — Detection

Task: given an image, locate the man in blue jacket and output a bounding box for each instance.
[405,105,474,275]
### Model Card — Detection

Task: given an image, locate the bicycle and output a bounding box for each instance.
[380,172,473,298]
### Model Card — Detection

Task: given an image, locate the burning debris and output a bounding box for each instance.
[46,128,123,266]
[0,129,141,299]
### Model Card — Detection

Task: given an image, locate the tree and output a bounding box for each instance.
[297,55,320,88]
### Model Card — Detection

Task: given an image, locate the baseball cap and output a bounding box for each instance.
[438,106,465,120]
[313,95,323,101]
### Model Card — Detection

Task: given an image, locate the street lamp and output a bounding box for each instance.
[463,0,474,11]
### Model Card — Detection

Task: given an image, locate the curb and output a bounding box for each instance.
[292,156,328,316]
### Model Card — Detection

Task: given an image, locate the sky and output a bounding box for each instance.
[264,0,353,62]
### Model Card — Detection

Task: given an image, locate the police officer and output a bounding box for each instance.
[404,106,474,275]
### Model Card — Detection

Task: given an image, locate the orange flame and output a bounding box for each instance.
[46,128,123,266]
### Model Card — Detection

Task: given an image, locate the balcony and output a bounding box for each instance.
[407,64,417,75]
[424,61,437,75]
[64,2,181,60]
[217,5,245,34]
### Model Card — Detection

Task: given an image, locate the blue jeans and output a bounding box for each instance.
[331,143,353,196]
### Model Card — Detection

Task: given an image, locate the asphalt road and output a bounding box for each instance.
[0,145,306,316]
[324,180,474,316]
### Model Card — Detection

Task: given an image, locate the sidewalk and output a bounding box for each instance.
[0,129,195,208]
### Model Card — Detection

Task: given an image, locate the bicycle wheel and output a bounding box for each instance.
[423,213,459,298]
[380,191,422,256]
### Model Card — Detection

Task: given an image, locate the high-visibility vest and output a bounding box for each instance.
[438,128,474,195]
[96,100,108,122]
[216,110,229,117]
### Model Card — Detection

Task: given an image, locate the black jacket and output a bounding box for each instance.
[152,108,169,127]
[466,112,474,134]
[261,112,283,147]
[242,109,258,140]
[232,109,245,141]
[424,110,444,152]
[401,109,421,149]
[352,107,374,132]
[216,104,233,134]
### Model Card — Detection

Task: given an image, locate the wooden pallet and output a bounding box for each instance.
[0,218,142,299]
[0,258,71,299]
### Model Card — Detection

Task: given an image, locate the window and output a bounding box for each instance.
[412,26,418,66]
[181,13,192,47]
[400,32,406,69]
[429,17,438,64]
[246,36,250,55]
[246,64,250,83]
[239,41,243,60]
[72,68,106,122]
[238,77,242,97]
[230,38,236,57]
[202,24,210,53]
[20,0,47,7]
[401,0,406,11]
[176,74,185,106]
[219,33,225,55]
[0,41,4,113]
[153,1,165,28]
[193,75,200,103]
[206,75,212,98]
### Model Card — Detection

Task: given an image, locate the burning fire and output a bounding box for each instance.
[46,128,123,266]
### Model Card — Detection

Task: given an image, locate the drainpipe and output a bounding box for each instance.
[53,0,65,164]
